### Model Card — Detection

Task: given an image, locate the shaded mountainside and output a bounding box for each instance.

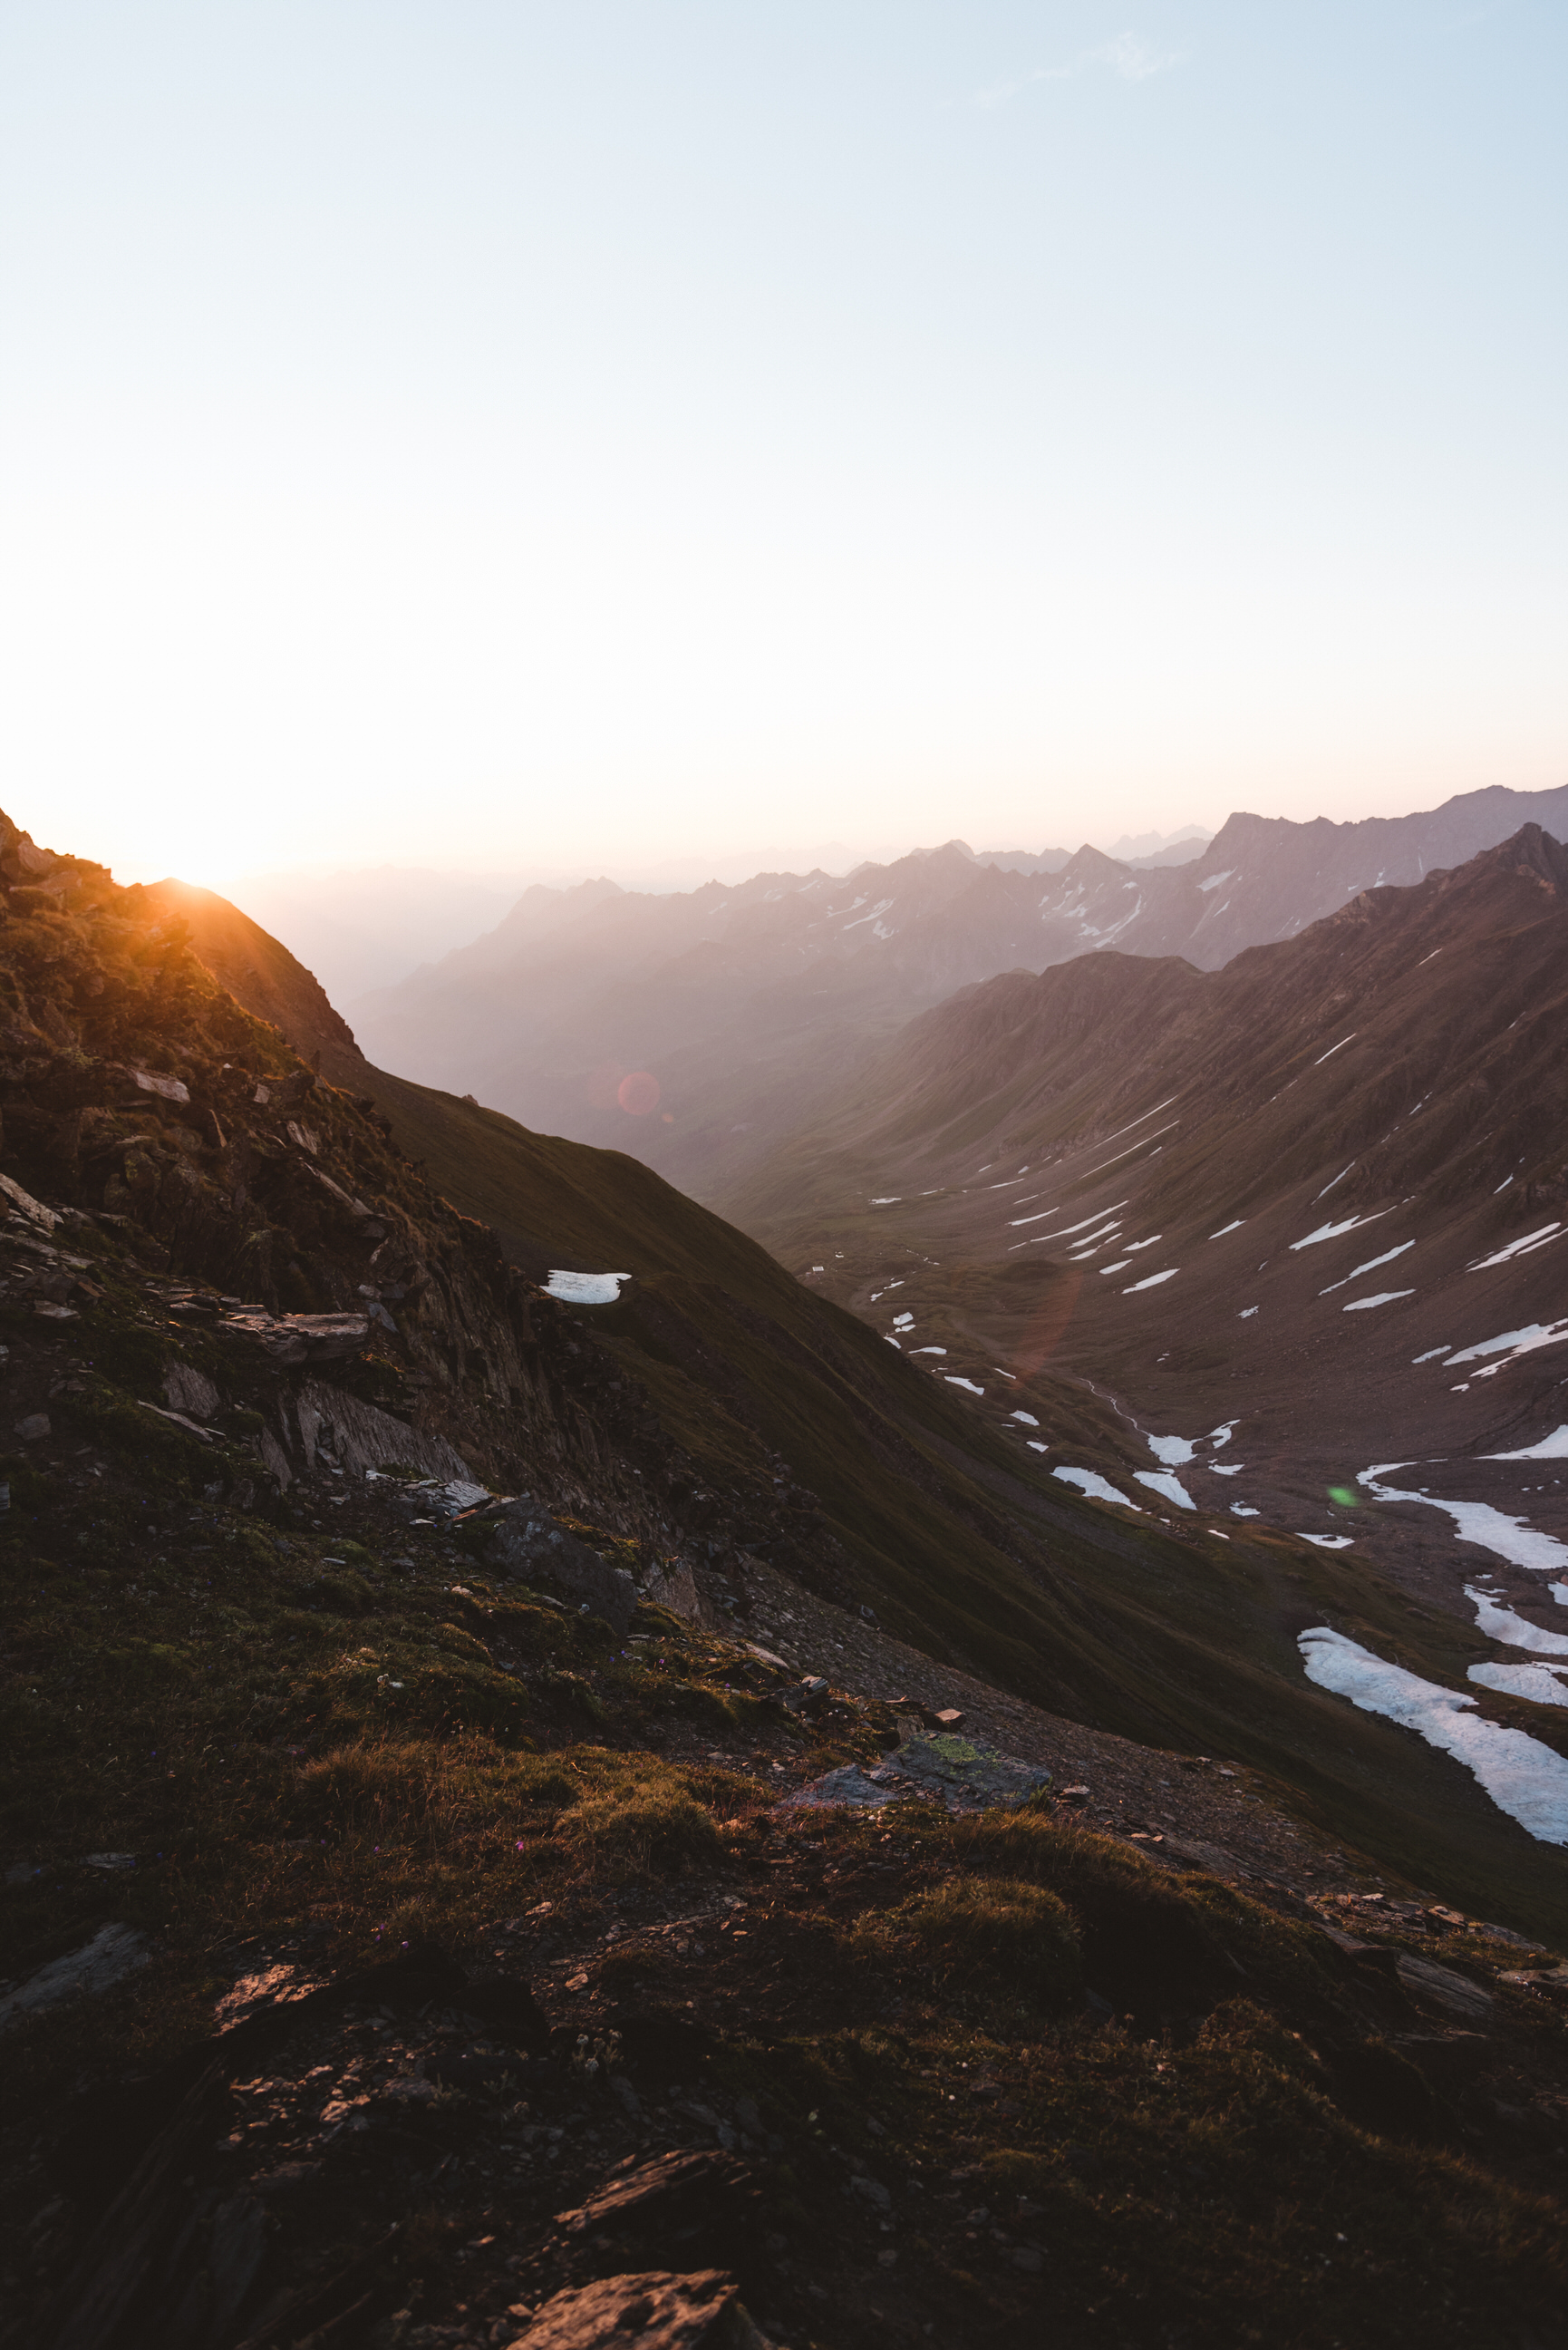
[5,805,1568,2350]
[725,826,1568,1830]
[341,784,1568,1207]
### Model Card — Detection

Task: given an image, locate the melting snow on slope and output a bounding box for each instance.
[1054,1467,1140,1509]
[1298,1627,1568,1845]
[1445,1320,1568,1376]
[1299,1534,1354,1549]
[945,1376,984,1395]
[1124,1267,1179,1292]
[544,1271,631,1305]
[1209,1219,1244,1238]
[1482,1425,1568,1461]
[1135,1471,1195,1510]
[1290,1209,1393,1251]
[1321,1241,1414,1295]
[1343,1290,1416,1312]
[1147,1433,1196,1465]
[1468,1223,1562,1271]
[1465,1587,1568,1654]
[1011,1411,1040,1426]
[1231,1503,1261,1517]
[1358,1467,1568,1573]
[1468,1662,1568,1707]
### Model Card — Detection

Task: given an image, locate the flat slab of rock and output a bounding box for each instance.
[1396,1951,1495,2024]
[0,1921,150,2031]
[781,1733,1050,1814]
[511,2269,769,2350]
[487,1508,637,1639]
[220,1308,370,1364]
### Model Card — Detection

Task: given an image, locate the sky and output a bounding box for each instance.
[2,1,1564,888]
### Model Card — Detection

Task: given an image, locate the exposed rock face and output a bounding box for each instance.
[295,1375,472,1483]
[487,1506,638,1637]
[514,2268,770,2350]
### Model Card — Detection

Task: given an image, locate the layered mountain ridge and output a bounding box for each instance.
[344,781,1568,1203]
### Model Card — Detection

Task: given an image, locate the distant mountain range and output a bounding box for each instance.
[344,781,1568,1202]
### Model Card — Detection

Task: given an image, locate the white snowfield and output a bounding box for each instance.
[1468,1661,1568,1708]
[945,1375,984,1395]
[1482,1424,1568,1460]
[1298,1627,1568,1845]
[1135,1470,1195,1510]
[1465,1587,1568,1654]
[544,1270,631,1305]
[1054,1466,1140,1509]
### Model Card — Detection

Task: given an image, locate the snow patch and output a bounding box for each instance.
[1447,1320,1568,1374]
[1359,1468,1568,1573]
[544,1270,631,1306]
[1483,1425,1568,1461]
[1134,1470,1195,1510]
[1313,1034,1358,1066]
[1468,1223,1562,1271]
[1054,1466,1140,1509]
[1011,1411,1040,1427]
[944,1375,984,1396]
[1468,1662,1568,1707]
[1299,1534,1354,1549]
[1299,1627,1568,1845]
[1321,1241,1414,1295]
[1342,1290,1416,1312]
[1465,1587,1568,1654]
[1123,1267,1179,1292]
[1209,1219,1244,1238]
[1290,1209,1393,1252]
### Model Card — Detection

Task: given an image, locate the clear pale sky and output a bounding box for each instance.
[2,2,1563,885]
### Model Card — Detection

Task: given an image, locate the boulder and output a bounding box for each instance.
[488,1508,636,1638]
[513,2269,769,2350]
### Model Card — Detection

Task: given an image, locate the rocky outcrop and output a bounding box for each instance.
[486,1507,638,1637]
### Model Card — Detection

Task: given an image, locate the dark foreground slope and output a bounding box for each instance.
[2,811,1567,2350]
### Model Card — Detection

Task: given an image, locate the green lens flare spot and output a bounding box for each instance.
[1327,1486,1359,1509]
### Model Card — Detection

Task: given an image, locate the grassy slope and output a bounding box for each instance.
[354,1068,1568,1945]
[146,875,1568,1936]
